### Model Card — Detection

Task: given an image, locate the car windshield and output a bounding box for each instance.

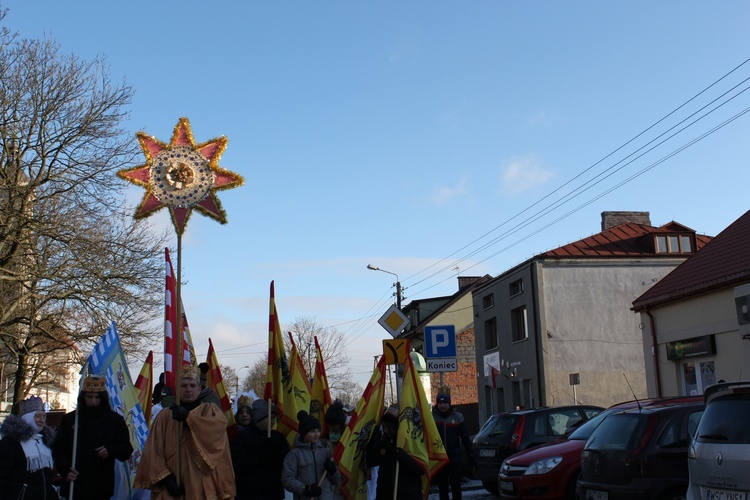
[475,414,520,441]
[584,413,646,452]
[567,407,619,440]
[695,394,750,444]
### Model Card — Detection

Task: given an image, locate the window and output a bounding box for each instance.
[655,234,694,254]
[484,317,498,349]
[509,279,524,297]
[482,293,494,310]
[511,306,528,342]
[681,360,716,395]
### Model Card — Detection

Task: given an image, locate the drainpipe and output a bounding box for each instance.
[646,308,662,398]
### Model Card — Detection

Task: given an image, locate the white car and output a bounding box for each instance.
[687,381,750,500]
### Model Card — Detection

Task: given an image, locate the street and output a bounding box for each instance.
[427,478,496,499]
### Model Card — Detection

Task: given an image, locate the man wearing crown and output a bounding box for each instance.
[135,364,235,499]
[52,375,134,500]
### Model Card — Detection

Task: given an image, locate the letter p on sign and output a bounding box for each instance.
[424,325,456,358]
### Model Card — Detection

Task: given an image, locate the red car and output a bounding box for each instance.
[497,396,702,500]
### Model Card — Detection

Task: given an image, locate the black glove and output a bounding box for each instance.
[170,405,189,422]
[161,474,184,497]
[324,458,337,475]
[304,483,323,497]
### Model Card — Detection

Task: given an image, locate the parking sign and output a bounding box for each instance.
[424,325,456,358]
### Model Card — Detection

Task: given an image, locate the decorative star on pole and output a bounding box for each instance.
[117,117,244,235]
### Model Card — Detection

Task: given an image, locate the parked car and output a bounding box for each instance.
[497,396,701,500]
[687,381,750,500]
[577,400,704,500]
[473,405,603,494]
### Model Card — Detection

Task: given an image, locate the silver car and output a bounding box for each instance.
[687,381,750,500]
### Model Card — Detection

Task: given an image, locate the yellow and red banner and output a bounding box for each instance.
[310,335,332,434]
[206,338,236,427]
[134,350,154,426]
[334,356,387,500]
[398,344,449,498]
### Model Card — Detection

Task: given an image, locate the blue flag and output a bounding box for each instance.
[87,322,150,499]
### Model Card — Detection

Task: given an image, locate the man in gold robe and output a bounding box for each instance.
[135,365,235,499]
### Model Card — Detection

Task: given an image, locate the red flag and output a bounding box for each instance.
[134,350,153,425]
[206,338,237,438]
[310,336,333,435]
[164,248,196,389]
[334,356,387,500]
[490,365,501,389]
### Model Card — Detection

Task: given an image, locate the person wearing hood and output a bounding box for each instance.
[431,386,475,500]
[233,394,254,433]
[135,364,235,499]
[51,376,134,500]
[0,396,58,499]
[282,410,339,500]
[231,399,289,499]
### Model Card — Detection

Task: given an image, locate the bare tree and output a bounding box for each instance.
[331,379,363,408]
[284,316,359,399]
[241,357,267,396]
[0,29,166,404]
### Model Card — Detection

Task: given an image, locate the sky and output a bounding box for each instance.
[6,1,750,391]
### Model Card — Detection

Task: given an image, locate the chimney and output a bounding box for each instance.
[457,276,482,290]
[601,211,651,231]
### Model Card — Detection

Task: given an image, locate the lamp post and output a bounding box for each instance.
[236,365,249,399]
[367,264,403,308]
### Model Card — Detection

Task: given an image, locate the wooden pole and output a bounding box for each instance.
[175,235,183,495]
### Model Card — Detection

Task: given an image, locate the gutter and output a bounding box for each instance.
[646,308,662,398]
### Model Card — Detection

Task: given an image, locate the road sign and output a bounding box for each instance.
[383,339,408,365]
[424,325,456,358]
[378,304,410,338]
[426,357,458,373]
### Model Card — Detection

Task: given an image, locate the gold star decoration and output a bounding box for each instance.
[117,117,244,235]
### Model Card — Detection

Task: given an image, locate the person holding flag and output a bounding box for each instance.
[365,404,425,500]
[52,376,134,500]
[432,386,475,500]
[135,364,235,499]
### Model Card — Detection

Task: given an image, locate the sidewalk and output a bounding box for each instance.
[428,477,485,498]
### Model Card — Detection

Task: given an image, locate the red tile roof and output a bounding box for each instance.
[540,221,711,258]
[632,209,750,309]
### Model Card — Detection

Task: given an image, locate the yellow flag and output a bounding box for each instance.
[134,350,153,426]
[398,344,449,498]
[286,333,313,446]
[333,356,387,500]
[206,338,237,427]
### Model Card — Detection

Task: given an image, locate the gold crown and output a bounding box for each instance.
[83,376,106,392]
[179,364,201,381]
[437,385,451,396]
[237,394,253,409]
[19,396,45,415]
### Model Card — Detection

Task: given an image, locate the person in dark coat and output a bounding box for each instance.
[0,396,58,499]
[230,399,289,499]
[365,405,424,500]
[52,376,134,500]
[432,386,475,500]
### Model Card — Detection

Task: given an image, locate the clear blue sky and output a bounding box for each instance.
[7,1,750,389]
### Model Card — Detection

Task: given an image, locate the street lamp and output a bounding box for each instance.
[236,365,249,398]
[367,264,403,308]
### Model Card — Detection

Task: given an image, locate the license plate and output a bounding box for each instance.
[705,488,747,500]
[500,481,513,493]
[479,449,496,457]
[584,490,608,500]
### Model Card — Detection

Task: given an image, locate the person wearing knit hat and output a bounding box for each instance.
[282,410,340,499]
[231,399,289,500]
[432,385,476,500]
[52,376,133,500]
[365,404,424,500]
[135,364,235,499]
[0,396,59,499]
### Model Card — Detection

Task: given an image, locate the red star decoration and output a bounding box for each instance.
[118,117,244,235]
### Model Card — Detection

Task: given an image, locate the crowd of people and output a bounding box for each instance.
[0,367,474,500]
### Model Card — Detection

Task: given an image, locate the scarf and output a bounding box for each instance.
[20,413,54,473]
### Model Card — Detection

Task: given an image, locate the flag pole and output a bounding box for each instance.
[175,234,183,492]
[393,461,400,500]
[69,362,88,500]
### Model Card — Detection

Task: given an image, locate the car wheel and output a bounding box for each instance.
[482,479,499,495]
[566,471,579,500]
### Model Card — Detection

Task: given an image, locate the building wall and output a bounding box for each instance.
[639,287,750,397]
[473,257,686,424]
